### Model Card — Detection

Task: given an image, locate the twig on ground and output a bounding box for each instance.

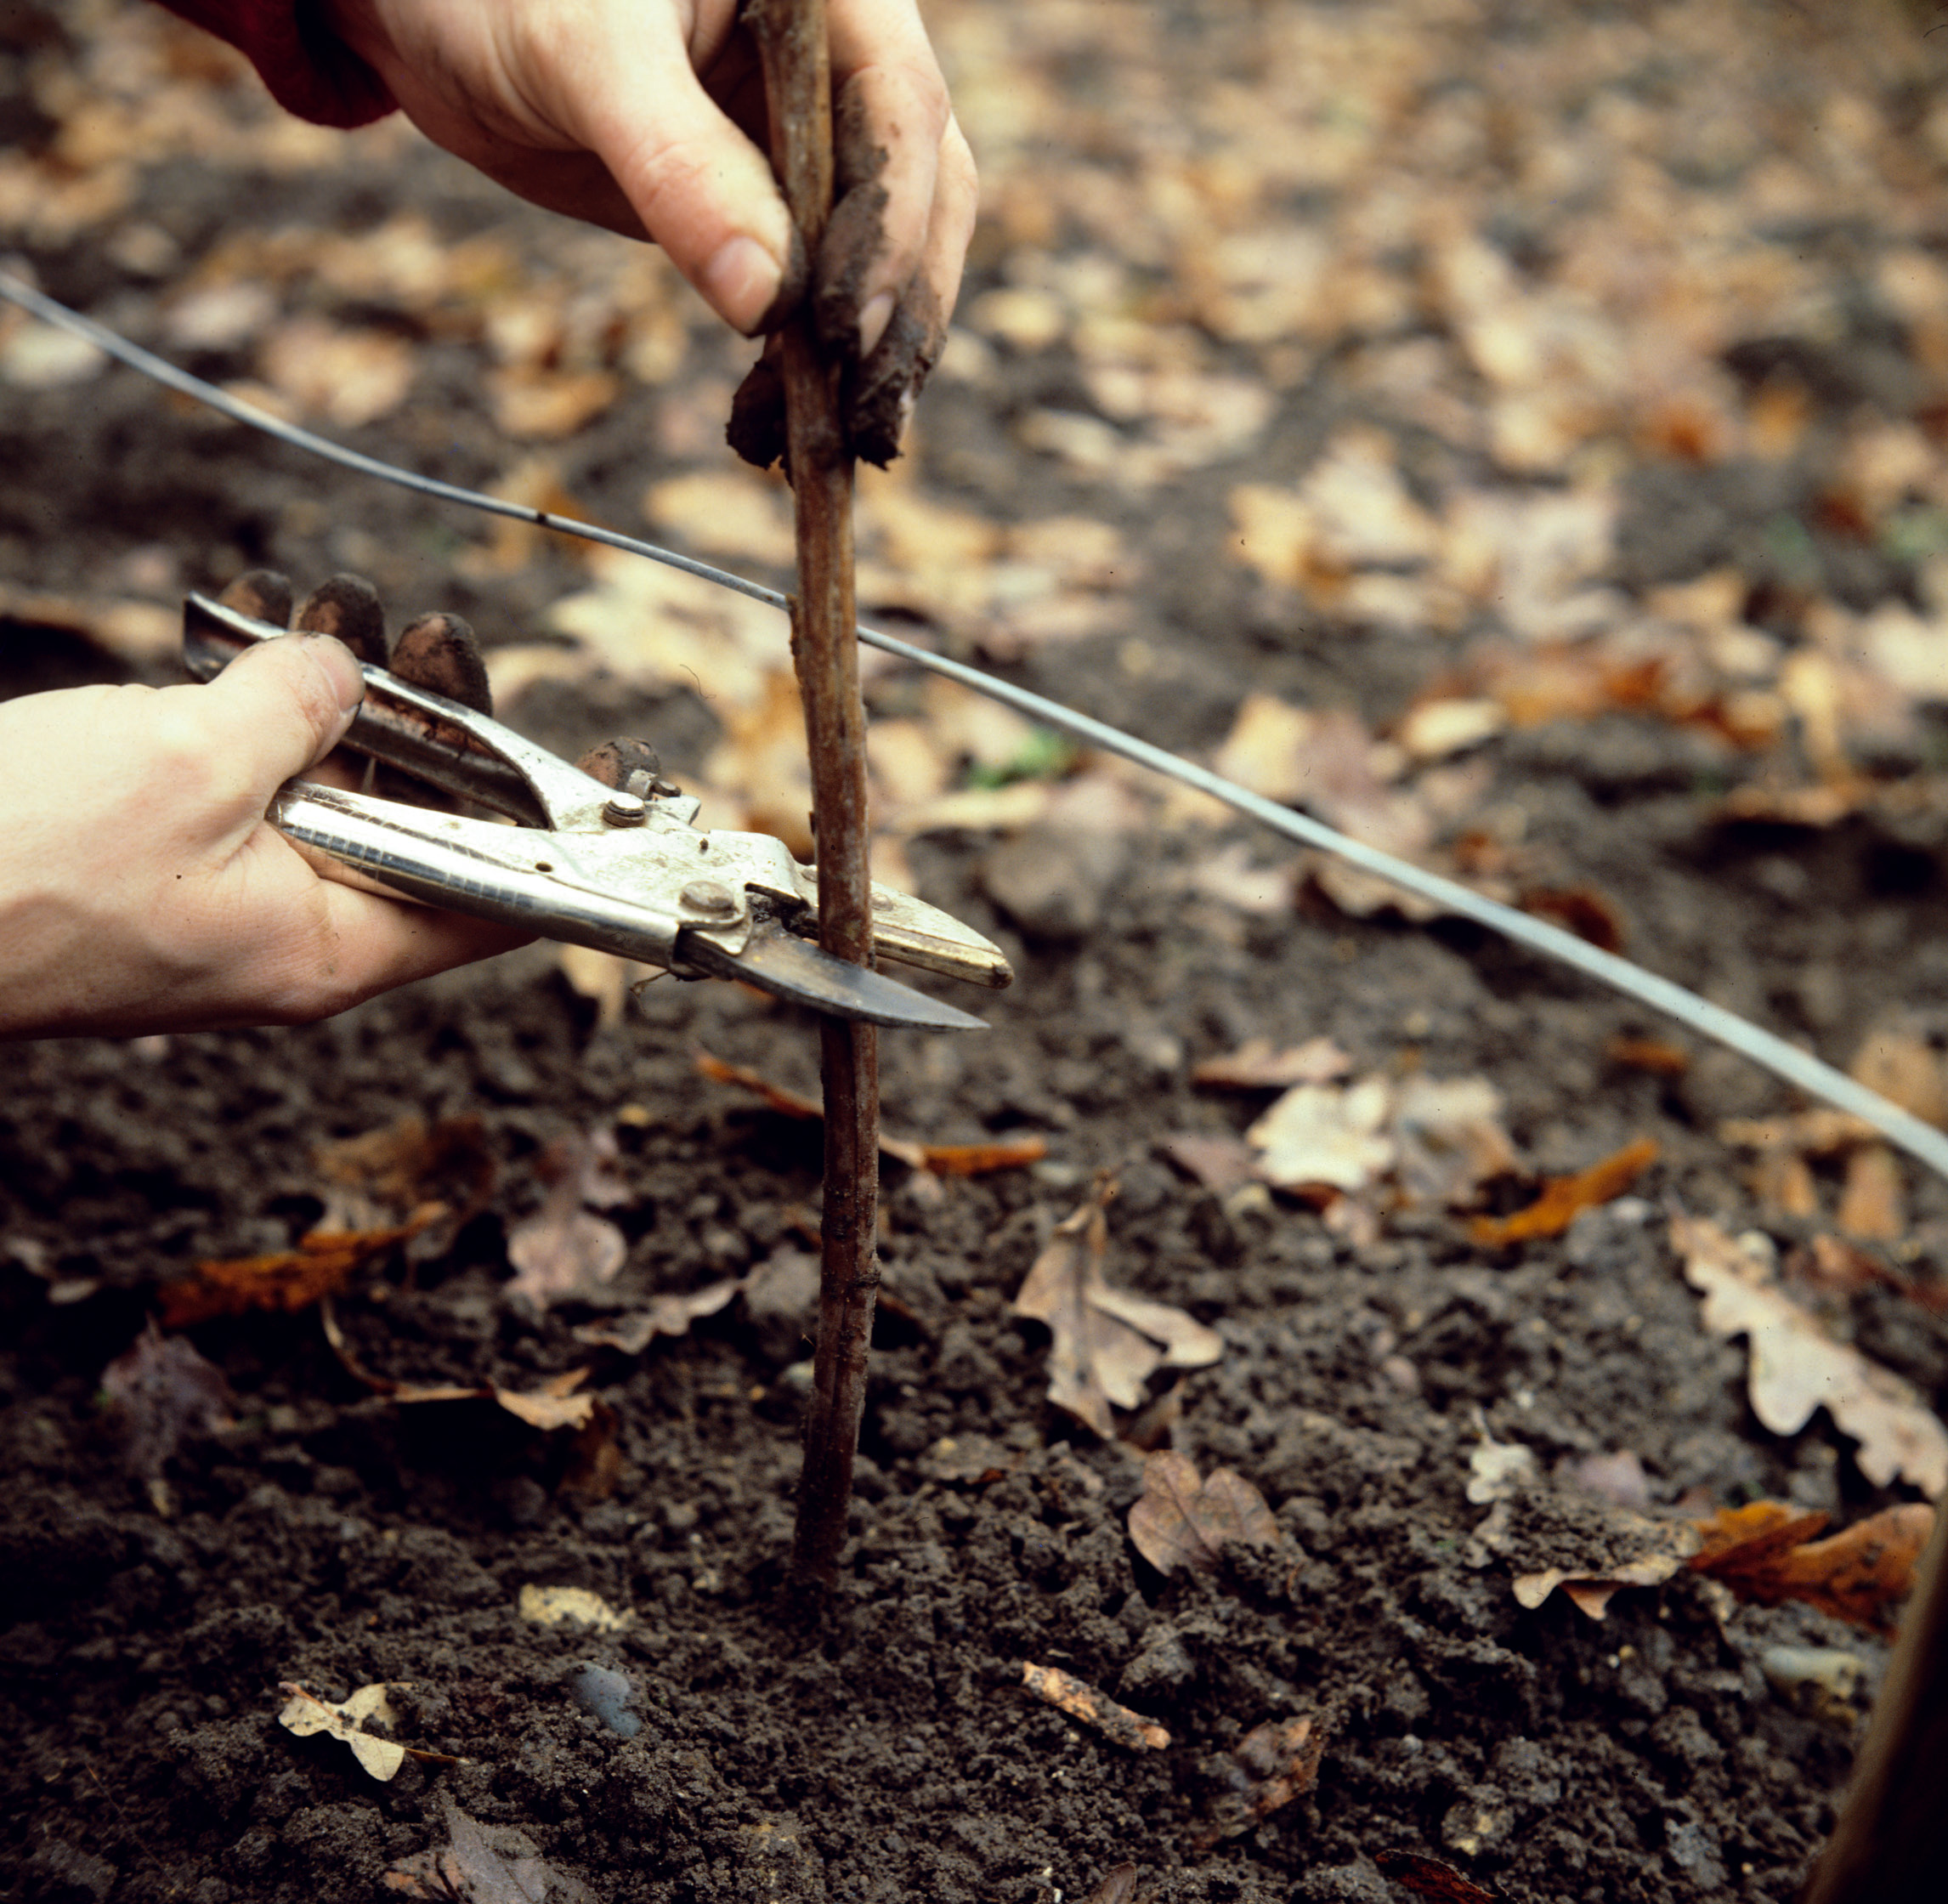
[748,0,881,1596]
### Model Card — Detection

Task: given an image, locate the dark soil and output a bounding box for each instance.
[8,3,1948,1901]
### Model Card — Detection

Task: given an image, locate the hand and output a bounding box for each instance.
[0,637,528,1039]
[323,0,977,362]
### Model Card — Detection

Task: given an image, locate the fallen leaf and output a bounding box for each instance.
[1390,1075,1520,1205]
[1849,1026,1948,1127]
[1837,1143,1906,1242]
[1671,1210,1948,1495]
[1019,1661,1169,1750]
[1192,1035,1353,1090]
[313,1114,495,1238]
[1078,1863,1142,1904]
[1248,1077,1396,1193]
[100,1323,233,1481]
[1606,1036,1690,1078]
[1010,1183,1223,1438]
[506,1128,630,1313]
[1128,1450,1279,1575]
[1465,1436,1540,1505]
[696,1050,1047,1175]
[571,1275,750,1354]
[1196,1716,1323,1848]
[1690,1499,1934,1635]
[160,1207,445,1327]
[278,1682,412,1782]
[385,1794,597,1903]
[1518,886,1625,953]
[320,1301,597,1430]
[1469,1137,1658,1244]
[1156,1133,1259,1195]
[517,1584,630,1631]
[1373,1850,1505,1901]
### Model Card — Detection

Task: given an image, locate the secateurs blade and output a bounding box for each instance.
[182,586,1011,1031]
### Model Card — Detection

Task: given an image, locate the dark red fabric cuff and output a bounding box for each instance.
[156,3,396,129]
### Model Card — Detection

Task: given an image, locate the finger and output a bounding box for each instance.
[186,633,367,805]
[539,14,800,335]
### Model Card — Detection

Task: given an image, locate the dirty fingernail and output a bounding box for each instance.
[297,632,365,714]
[703,235,784,335]
[858,292,896,360]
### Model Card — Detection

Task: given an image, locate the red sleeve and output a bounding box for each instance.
[155,3,396,129]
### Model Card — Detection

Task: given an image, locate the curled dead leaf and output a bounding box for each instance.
[1469,1137,1657,1245]
[101,1323,234,1483]
[160,1206,445,1328]
[696,1050,1046,1175]
[1010,1183,1222,1438]
[386,1793,597,1903]
[506,1127,631,1313]
[1690,1499,1934,1635]
[1195,1716,1323,1849]
[1128,1450,1279,1575]
[275,1681,462,1782]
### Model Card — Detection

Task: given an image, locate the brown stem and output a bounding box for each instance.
[748,0,881,1595]
[1798,1499,1948,1904]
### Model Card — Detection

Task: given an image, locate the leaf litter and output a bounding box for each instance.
[276,1682,462,1782]
[505,1126,631,1314]
[385,1793,597,1903]
[1127,1450,1280,1576]
[1670,1210,1948,1496]
[1010,1182,1222,1438]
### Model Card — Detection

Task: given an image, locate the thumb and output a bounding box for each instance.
[201,633,367,790]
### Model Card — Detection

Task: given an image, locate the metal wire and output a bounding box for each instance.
[8,267,1946,1182]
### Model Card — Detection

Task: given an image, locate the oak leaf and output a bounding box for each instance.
[1128,1450,1278,1575]
[1671,1210,1948,1496]
[385,1794,597,1903]
[277,1682,411,1782]
[1690,1499,1934,1635]
[1195,1716,1323,1848]
[1011,1185,1221,1438]
[1469,1137,1657,1244]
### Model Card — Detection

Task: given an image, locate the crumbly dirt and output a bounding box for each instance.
[9,3,1948,1901]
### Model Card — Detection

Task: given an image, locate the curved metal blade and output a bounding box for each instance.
[677,926,988,1031]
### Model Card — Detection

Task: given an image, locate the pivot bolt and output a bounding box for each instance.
[680,879,739,920]
[602,790,648,827]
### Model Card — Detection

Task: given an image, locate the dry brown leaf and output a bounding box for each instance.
[695,1050,1046,1176]
[1671,1210,1948,1495]
[1156,1133,1259,1196]
[517,1584,629,1631]
[1849,1027,1948,1127]
[1373,1850,1506,1902]
[506,1128,630,1313]
[385,1793,597,1904]
[1837,1142,1906,1241]
[571,1276,750,1355]
[1128,1450,1279,1575]
[258,316,412,428]
[313,1114,495,1236]
[1192,1035,1353,1090]
[1019,1662,1169,1750]
[1690,1499,1934,1635]
[1010,1185,1222,1438]
[160,1207,444,1328]
[1606,1036,1691,1078]
[1469,1137,1658,1245]
[1196,1717,1323,1849]
[1248,1077,1396,1193]
[100,1323,234,1481]
[1078,1863,1142,1904]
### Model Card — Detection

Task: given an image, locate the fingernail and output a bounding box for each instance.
[297,632,365,715]
[858,292,896,360]
[704,235,784,336]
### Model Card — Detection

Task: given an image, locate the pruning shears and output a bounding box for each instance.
[182,587,1011,1031]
